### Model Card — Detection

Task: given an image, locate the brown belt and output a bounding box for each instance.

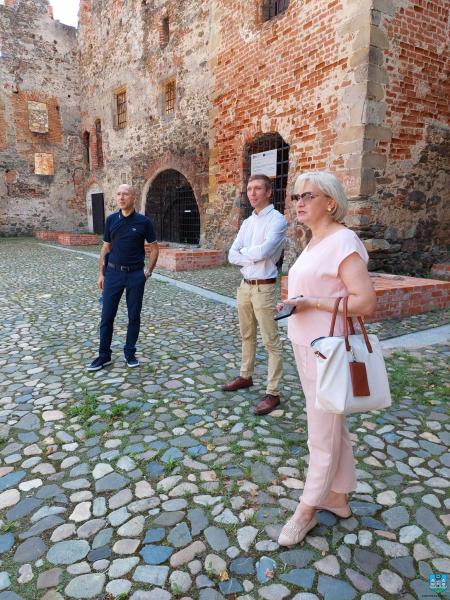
[243,278,277,285]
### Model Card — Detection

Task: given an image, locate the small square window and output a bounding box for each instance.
[115,88,127,129]
[262,0,289,21]
[164,79,176,116]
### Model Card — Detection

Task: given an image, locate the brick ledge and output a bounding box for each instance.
[280,273,450,321]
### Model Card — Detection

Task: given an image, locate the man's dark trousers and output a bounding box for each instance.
[99,267,146,361]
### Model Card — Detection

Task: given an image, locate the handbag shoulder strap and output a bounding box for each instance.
[343,297,373,353]
[329,298,342,336]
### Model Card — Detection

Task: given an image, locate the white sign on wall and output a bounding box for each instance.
[250,149,277,178]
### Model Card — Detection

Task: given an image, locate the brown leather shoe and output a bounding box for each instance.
[222,376,253,392]
[254,393,280,415]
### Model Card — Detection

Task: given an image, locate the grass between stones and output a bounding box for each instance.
[386,351,449,406]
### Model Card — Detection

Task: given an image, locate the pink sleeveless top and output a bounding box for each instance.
[287,228,369,346]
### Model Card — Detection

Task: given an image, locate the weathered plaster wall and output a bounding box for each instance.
[79,0,210,240]
[0,0,86,235]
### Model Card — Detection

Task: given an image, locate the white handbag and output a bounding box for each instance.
[311,297,392,415]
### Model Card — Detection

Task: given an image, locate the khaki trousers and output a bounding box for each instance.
[236,281,283,396]
[292,344,357,506]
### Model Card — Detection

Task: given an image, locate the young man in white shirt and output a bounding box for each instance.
[223,174,288,415]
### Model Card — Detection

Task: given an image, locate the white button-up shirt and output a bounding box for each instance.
[228,204,288,279]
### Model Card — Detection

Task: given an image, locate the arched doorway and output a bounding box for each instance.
[145,170,200,244]
[242,133,290,218]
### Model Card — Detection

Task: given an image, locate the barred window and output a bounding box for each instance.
[115,88,127,129]
[164,79,176,116]
[262,0,289,21]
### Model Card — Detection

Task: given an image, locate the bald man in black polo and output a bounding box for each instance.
[87,184,159,371]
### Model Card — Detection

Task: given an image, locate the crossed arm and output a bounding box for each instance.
[228,220,287,266]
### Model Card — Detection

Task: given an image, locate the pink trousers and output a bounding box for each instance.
[292,344,357,506]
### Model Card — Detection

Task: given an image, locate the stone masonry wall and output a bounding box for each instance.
[207,0,449,274]
[207,0,355,255]
[363,0,450,273]
[206,0,402,261]
[79,0,210,239]
[0,0,86,235]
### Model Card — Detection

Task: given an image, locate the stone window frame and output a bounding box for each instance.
[260,0,290,23]
[113,86,127,130]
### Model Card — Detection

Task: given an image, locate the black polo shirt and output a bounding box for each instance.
[104,210,156,266]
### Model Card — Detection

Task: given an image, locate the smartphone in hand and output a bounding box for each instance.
[274,304,296,320]
[274,295,303,321]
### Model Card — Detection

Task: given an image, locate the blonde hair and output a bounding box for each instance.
[293,171,348,222]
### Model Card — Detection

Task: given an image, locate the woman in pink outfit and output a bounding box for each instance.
[277,171,376,547]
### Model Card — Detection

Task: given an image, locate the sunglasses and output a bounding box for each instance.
[291,192,317,203]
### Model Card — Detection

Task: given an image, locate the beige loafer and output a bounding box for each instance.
[316,503,352,518]
[277,515,317,547]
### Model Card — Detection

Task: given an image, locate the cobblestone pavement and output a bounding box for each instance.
[0,238,449,600]
[49,240,450,340]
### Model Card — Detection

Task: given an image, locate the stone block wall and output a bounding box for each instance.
[348,0,450,273]
[207,0,449,274]
[79,0,210,238]
[0,0,86,235]
[1,0,448,276]
[431,263,450,282]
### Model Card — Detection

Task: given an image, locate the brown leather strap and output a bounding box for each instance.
[343,297,373,353]
[347,318,356,335]
[343,297,351,351]
[243,278,277,285]
[329,297,342,336]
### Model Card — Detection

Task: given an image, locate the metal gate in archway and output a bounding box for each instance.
[145,170,200,244]
[242,133,290,218]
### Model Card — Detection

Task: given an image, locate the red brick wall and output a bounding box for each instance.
[156,248,225,271]
[280,274,450,321]
[0,0,86,235]
[382,1,449,162]
[208,0,351,248]
[12,92,63,163]
[366,0,450,272]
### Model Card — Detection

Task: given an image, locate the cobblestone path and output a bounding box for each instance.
[0,239,449,600]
